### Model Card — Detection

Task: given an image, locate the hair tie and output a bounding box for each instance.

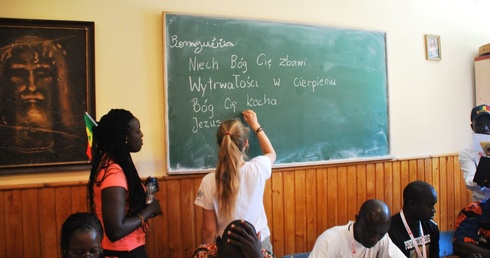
[224,132,231,136]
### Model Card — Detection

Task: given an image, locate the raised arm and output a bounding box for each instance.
[242,109,276,164]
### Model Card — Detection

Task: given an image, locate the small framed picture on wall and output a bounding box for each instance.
[425,34,441,61]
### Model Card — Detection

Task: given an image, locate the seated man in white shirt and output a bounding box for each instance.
[309,199,405,258]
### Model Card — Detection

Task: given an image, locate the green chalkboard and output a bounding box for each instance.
[164,13,389,173]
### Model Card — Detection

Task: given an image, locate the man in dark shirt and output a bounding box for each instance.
[388,180,440,258]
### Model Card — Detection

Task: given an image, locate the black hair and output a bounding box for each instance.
[403,180,434,203]
[60,212,103,257]
[357,199,391,224]
[87,109,146,217]
[216,220,257,258]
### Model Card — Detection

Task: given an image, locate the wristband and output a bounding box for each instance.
[254,127,264,135]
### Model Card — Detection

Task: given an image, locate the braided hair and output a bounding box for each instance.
[87,109,146,218]
[60,212,103,257]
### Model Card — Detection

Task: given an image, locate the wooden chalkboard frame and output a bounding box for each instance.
[163,12,391,174]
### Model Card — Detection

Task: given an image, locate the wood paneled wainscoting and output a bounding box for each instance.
[0,154,471,257]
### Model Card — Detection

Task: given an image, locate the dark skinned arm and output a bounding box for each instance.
[101,187,162,242]
[453,241,490,258]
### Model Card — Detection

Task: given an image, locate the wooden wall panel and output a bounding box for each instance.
[283,170,296,255]
[165,179,183,258]
[271,171,285,255]
[446,156,456,230]
[181,178,198,257]
[22,189,40,257]
[326,167,339,227]
[152,179,169,258]
[0,191,5,256]
[5,190,23,257]
[315,168,327,233]
[375,163,384,201]
[305,169,318,251]
[39,188,58,258]
[347,165,358,219]
[391,161,402,213]
[432,157,443,231]
[294,169,306,252]
[356,165,367,211]
[383,163,393,210]
[70,185,88,214]
[366,164,376,201]
[337,166,349,223]
[440,157,449,229]
[0,155,473,258]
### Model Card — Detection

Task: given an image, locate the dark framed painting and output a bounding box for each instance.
[0,18,95,174]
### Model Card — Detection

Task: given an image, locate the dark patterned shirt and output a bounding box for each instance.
[454,199,490,249]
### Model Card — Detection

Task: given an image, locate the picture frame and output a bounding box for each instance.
[425,34,441,61]
[0,18,95,174]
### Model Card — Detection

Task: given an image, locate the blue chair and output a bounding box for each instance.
[281,252,310,258]
[439,230,454,257]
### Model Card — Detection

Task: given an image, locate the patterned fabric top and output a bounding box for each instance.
[191,243,274,258]
[454,199,490,249]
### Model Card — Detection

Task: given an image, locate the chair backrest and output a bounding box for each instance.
[281,252,310,258]
[439,230,454,257]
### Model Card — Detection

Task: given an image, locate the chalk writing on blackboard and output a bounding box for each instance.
[164,13,389,173]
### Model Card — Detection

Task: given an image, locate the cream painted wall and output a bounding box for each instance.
[1,0,490,185]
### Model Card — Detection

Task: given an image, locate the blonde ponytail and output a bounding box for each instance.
[215,119,249,222]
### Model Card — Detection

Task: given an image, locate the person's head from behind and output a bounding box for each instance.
[216,119,250,154]
[216,220,262,258]
[403,180,437,221]
[215,119,250,222]
[60,212,103,258]
[471,104,490,135]
[354,199,391,248]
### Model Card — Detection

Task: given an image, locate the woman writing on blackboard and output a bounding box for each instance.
[87,109,162,258]
[195,109,276,253]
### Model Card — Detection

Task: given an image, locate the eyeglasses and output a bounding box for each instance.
[68,247,102,257]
